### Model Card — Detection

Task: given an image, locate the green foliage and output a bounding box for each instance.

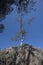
[21,44,29,47]
[12,46,18,50]
[0,0,36,20]
[0,24,5,33]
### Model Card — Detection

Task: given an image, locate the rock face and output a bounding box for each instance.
[0,44,43,65]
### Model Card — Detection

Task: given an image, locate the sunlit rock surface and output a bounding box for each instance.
[0,44,43,65]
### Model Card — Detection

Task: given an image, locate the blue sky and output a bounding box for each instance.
[0,0,43,50]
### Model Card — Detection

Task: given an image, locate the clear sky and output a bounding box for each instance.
[0,0,43,50]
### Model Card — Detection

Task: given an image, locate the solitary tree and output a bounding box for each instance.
[0,0,36,45]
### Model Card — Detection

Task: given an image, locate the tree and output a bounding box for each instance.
[0,0,36,44]
[11,0,36,45]
[0,24,5,33]
[0,0,36,20]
